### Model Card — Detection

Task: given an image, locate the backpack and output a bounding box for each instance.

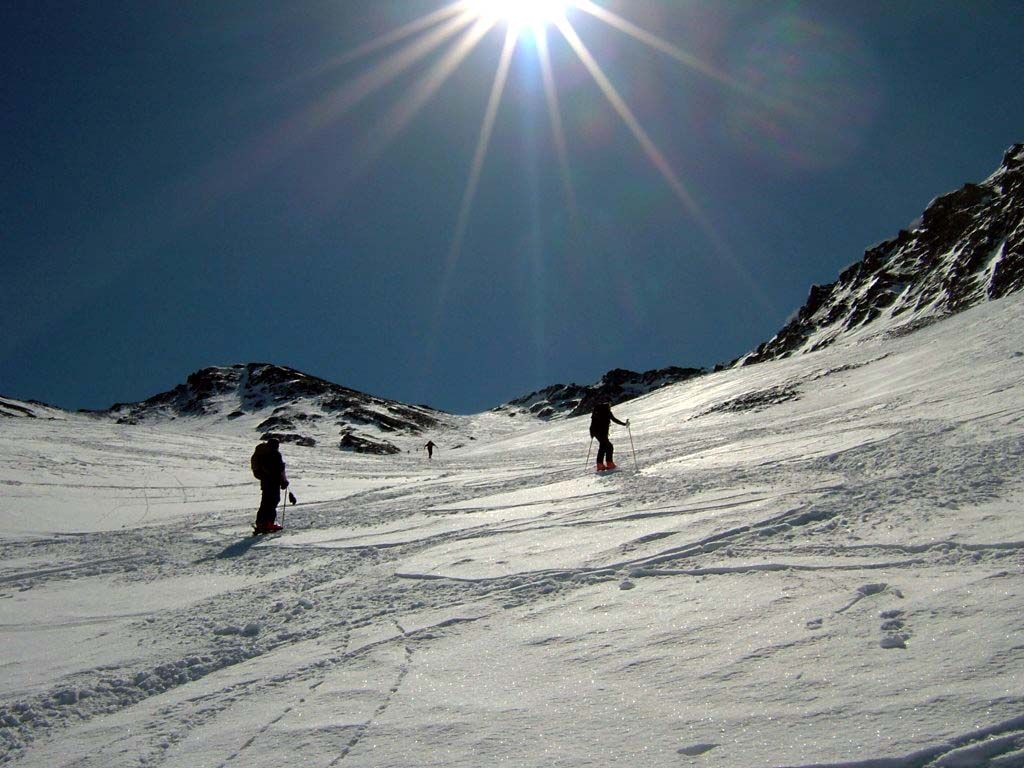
[251,443,271,479]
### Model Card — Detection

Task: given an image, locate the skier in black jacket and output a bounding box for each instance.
[589,402,628,471]
[251,438,289,533]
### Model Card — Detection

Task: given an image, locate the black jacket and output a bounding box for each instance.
[252,443,286,485]
[589,403,625,438]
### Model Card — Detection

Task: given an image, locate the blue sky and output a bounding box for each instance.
[3,0,1023,414]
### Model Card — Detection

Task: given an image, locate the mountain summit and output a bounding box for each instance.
[103,363,444,454]
[743,143,1024,365]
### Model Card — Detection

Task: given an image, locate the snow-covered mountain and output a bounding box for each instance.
[495,365,704,420]
[743,143,1024,365]
[97,363,449,455]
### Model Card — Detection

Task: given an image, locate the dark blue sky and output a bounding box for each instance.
[3,1,1023,413]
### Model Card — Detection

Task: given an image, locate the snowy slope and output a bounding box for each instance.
[3,293,1024,766]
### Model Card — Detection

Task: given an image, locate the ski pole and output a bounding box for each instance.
[627,422,638,472]
[585,437,593,468]
[284,491,296,528]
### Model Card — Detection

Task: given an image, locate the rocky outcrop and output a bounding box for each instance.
[742,144,1024,365]
[102,363,443,454]
[498,365,704,420]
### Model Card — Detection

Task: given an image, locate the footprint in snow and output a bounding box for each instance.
[678,743,718,756]
[857,582,889,598]
[879,608,909,649]
[880,608,905,631]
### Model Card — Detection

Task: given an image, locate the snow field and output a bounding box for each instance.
[3,294,1024,766]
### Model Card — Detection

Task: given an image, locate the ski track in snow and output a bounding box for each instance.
[3,296,1024,766]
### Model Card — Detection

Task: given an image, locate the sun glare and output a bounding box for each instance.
[469,0,572,29]
[296,0,768,328]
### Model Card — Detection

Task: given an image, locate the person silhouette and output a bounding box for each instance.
[589,402,628,471]
[250,437,289,533]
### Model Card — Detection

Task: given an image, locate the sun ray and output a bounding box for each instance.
[345,16,498,182]
[333,2,473,67]
[554,19,705,224]
[555,18,775,313]
[424,26,519,378]
[189,9,477,212]
[535,28,581,233]
[301,11,478,135]
[267,3,475,102]
[446,26,520,273]
[573,1,746,95]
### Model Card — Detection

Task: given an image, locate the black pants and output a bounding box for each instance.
[257,481,281,526]
[593,433,613,465]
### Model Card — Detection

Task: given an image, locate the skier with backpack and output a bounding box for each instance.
[589,401,629,472]
[250,437,289,534]
[424,440,437,460]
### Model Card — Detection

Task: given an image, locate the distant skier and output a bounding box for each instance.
[424,440,437,459]
[589,401,629,472]
[250,437,289,533]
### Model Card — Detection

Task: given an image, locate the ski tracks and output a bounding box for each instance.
[207,614,477,768]
[324,621,415,767]
[781,713,1024,768]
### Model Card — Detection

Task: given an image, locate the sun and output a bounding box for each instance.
[467,0,573,30]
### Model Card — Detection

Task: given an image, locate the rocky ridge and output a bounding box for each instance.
[495,366,704,420]
[742,143,1024,365]
[101,363,444,454]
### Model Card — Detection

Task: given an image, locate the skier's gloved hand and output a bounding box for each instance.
[281,480,289,489]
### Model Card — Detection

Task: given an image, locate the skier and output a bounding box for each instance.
[250,437,289,533]
[424,440,437,459]
[589,401,629,472]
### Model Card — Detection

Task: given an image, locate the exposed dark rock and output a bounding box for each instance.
[703,385,801,416]
[501,365,704,420]
[260,432,316,448]
[339,433,400,455]
[256,416,295,433]
[743,143,1024,366]
[99,363,442,444]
